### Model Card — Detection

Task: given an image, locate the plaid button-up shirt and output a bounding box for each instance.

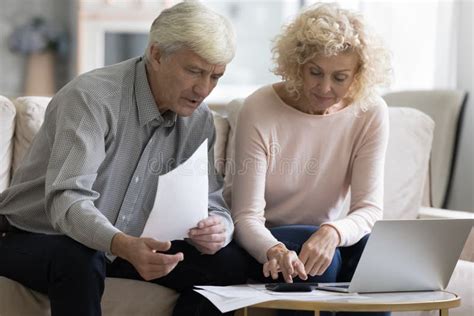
[0,57,232,254]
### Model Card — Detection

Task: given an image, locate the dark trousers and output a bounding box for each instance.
[249,225,390,316]
[0,229,249,316]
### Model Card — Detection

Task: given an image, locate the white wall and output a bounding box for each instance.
[448,0,474,212]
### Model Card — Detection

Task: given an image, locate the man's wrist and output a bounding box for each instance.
[111,232,131,259]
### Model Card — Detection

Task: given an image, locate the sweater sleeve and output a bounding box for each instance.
[230,101,281,264]
[325,103,389,246]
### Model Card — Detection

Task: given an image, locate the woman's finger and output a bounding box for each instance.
[293,259,308,280]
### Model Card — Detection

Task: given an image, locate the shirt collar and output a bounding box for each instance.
[134,57,177,127]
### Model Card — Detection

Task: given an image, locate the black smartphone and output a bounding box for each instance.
[265,283,318,292]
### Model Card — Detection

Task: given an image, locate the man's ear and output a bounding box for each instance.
[148,44,162,70]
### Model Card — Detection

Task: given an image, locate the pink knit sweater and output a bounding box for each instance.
[228,85,389,263]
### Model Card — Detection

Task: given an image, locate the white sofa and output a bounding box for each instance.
[0,95,472,316]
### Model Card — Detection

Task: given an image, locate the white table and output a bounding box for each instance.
[240,291,460,316]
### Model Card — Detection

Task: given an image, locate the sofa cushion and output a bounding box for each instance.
[446,260,474,316]
[0,276,50,316]
[221,98,245,206]
[0,96,16,193]
[0,276,178,316]
[12,97,50,173]
[212,112,230,176]
[383,107,434,219]
[383,90,466,208]
[102,278,178,315]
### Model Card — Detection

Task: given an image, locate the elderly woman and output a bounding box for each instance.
[228,2,392,303]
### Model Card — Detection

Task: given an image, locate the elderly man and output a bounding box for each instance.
[0,2,248,316]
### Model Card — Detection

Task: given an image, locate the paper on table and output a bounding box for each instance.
[141,139,208,241]
[194,289,271,313]
[195,285,261,298]
[194,285,367,313]
[196,285,335,298]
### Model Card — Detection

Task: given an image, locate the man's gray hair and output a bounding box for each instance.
[145,1,236,65]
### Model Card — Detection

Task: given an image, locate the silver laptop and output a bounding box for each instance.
[318,219,473,293]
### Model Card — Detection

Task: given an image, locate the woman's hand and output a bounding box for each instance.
[299,225,340,276]
[264,244,307,283]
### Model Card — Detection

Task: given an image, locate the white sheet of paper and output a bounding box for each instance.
[194,289,269,313]
[194,285,367,313]
[141,139,208,241]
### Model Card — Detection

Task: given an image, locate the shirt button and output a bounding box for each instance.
[135,176,139,183]
[1,233,6,237]
[121,215,127,221]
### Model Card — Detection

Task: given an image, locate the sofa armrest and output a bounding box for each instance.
[418,206,474,219]
[418,207,473,262]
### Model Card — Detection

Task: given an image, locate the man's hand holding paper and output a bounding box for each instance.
[141,140,209,242]
[188,215,227,255]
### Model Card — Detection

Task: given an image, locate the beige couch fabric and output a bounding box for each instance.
[383,107,434,219]
[383,90,466,208]
[12,97,49,172]
[0,96,16,193]
[446,260,474,316]
[219,98,245,206]
[212,112,230,176]
[0,276,179,316]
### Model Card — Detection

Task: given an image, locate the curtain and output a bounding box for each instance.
[307,0,459,90]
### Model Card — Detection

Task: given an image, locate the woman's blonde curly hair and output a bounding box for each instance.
[272,2,392,104]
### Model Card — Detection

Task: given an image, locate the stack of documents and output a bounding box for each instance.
[194,284,363,313]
